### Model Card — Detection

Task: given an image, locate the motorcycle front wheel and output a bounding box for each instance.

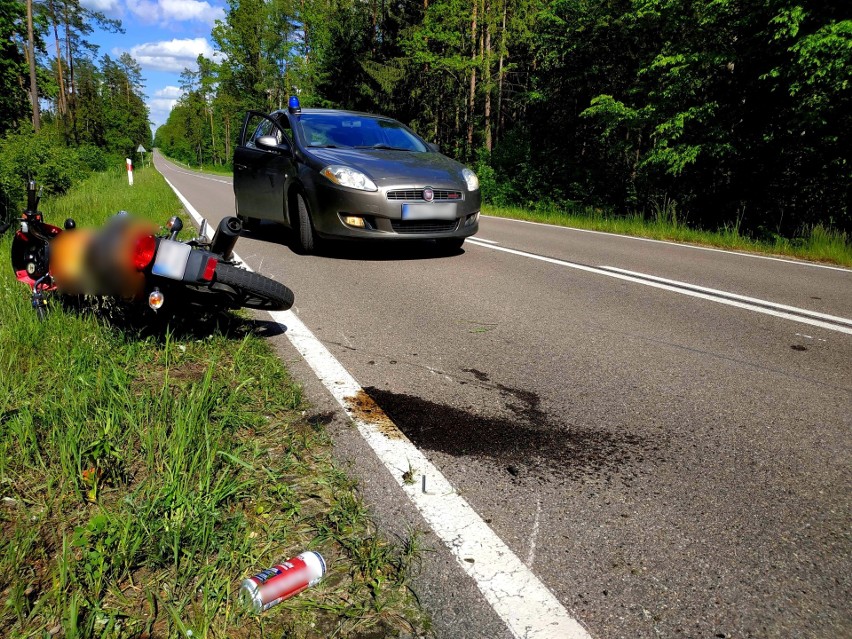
[212,263,294,311]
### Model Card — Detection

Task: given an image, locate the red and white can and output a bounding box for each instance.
[240,551,326,612]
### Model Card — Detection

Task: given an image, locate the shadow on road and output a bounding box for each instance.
[239,220,466,261]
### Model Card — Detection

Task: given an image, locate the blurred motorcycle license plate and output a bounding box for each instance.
[401,203,456,220]
[152,240,191,280]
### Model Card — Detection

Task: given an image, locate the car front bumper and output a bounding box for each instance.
[303,178,481,241]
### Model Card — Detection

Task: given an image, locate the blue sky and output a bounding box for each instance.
[80,0,228,131]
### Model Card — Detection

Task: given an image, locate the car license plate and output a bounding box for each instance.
[151,239,191,280]
[401,203,457,220]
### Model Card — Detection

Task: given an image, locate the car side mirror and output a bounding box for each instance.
[427,142,440,153]
[256,135,290,154]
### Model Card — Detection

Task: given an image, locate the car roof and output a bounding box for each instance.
[273,108,396,120]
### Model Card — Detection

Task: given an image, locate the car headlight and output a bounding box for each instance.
[320,165,378,191]
[462,168,479,191]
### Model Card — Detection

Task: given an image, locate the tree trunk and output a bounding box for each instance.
[496,1,506,143]
[209,107,217,164]
[26,0,40,131]
[484,1,492,153]
[224,114,231,163]
[467,0,477,155]
[49,0,68,118]
[63,1,79,144]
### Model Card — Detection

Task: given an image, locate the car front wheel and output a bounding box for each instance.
[294,192,316,254]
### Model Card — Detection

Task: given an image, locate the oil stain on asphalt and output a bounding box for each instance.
[363,383,657,485]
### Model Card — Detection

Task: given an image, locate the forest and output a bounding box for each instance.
[155,0,850,239]
[1,0,848,239]
[0,0,150,217]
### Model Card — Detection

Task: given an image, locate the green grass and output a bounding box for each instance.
[0,167,427,638]
[484,202,852,267]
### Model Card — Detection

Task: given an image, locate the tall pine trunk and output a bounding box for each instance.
[467,0,477,155]
[484,1,492,153]
[49,0,68,118]
[496,2,506,143]
[63,0,79,144]
[26,0,40,131]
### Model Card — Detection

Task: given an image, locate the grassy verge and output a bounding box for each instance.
[0,167,427,638]
[484,203,852,267]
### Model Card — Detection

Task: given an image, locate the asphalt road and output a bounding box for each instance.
[154,152,851,639]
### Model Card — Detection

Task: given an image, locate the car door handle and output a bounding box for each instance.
[235,163,248,170]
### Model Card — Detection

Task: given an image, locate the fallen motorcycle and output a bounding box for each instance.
[2,181,294,318]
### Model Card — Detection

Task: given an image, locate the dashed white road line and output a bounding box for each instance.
[466,238,852,335]
[483,214,852,272]
[159,170,592,639]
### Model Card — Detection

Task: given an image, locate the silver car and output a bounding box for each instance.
[233,105,480,254]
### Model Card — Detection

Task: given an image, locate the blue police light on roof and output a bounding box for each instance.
[288,95,301,114]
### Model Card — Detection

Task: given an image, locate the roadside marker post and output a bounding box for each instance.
[126,158,134,186]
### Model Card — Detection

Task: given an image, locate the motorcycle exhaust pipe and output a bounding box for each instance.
[210,216,243,260]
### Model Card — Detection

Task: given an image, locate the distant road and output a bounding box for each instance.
[156,151,852,638]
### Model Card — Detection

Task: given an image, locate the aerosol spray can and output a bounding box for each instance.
[240,551,326,613]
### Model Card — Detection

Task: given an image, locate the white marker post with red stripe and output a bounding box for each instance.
[126,158,134,186]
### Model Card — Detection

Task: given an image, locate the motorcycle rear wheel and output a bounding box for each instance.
[213,263,294,311]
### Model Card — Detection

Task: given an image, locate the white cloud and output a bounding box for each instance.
[125,0,159,21]
[148,88,186,127]
[126,0,224,24]
[80,0,122,14]
[155,85,184,99]
[148,97,179,127]
[120,38,214,72]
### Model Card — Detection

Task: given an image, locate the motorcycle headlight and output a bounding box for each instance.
[462,168,479,191]
[320,166,378,191]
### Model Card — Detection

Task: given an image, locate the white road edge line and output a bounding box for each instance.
[160,172,592,639]
[482,215,852,273]
[466,238,852,335]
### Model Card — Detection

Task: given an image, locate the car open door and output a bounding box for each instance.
[233,111,296,222]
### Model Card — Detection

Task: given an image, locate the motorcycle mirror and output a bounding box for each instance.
[166,216,183,239]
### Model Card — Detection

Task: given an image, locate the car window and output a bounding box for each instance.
[297,114,427,152]
[244,114,289,150]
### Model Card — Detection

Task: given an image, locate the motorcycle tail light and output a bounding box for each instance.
[133,235,157,270]
[148,288,164,310]
[201,257,218,282]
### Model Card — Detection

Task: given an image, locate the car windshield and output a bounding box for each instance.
[297,114,428,152]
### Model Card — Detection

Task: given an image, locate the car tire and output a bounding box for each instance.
[294,192,316,254]
[437,237,465,254]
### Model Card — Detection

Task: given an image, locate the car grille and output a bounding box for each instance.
[386,189,463,201]
[390,220,459,234]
